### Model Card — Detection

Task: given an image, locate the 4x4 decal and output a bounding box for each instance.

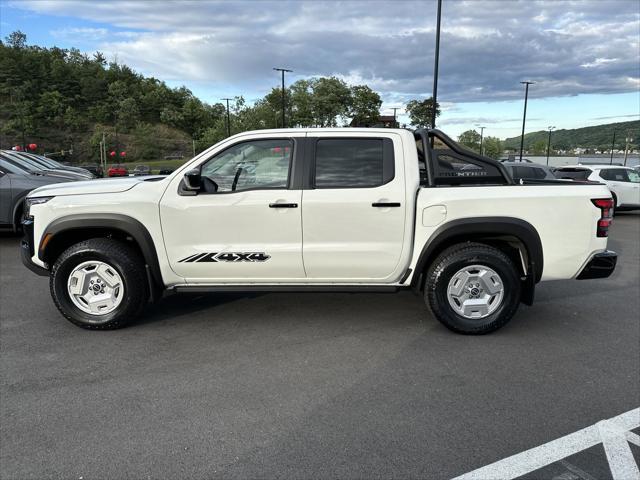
[179,252,271,263]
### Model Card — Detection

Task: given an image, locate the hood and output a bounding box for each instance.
[20,174,74,186]
[29,175,166,197]
[58,166,95,178]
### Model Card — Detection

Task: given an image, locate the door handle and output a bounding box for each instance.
[372,202,401,208]
[269,203,298,208]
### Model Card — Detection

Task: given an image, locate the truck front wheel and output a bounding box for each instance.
[424,242,521,334]
[50,238,149,329]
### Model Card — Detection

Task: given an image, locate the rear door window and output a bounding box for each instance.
[600,169,629,182]
[313,138,394,188]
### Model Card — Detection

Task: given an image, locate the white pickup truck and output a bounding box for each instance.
[21,128,617,334]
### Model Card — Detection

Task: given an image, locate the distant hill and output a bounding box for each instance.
[503,120,639,152]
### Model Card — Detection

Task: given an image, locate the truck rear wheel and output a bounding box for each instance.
[50,238,149,329]
[424,242,521,334]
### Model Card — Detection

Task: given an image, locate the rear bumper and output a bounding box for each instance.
[21,218,49,277]
[576,250,617,280]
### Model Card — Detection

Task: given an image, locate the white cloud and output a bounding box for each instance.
[9,0,640,104]
[50,27,109,39]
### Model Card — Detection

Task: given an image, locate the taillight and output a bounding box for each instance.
[591,198,613,237]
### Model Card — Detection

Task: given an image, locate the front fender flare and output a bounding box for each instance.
[39,213,163,287]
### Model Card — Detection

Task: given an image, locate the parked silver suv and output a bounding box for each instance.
[0,158,72,232]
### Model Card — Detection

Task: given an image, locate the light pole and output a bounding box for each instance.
[610,131,616,165]
[431,0,443,130]
[221,98,233,137]
[519,81,534,161]
[624,133,633,166]
[273,67,292,128]
[477,126,485,155]
[546,126,555,165]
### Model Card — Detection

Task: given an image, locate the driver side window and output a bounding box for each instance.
[200,139,292,193]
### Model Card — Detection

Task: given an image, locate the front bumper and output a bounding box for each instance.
[21,218,49,276]
[576,250,617,280]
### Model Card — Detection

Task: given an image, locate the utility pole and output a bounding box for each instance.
[392,107,400,128]
[431,0,442,130]
[273,67,292,128]
[546,126,555,165]
[100,132,105,171]
[477,126,485,155]
[610,131,616,165]
[624,133,633,166]
[221,98,233,137]
[519,81,534,161]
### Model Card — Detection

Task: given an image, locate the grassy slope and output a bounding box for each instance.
[503,120,639,150]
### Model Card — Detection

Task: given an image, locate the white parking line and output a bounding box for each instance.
[452,408,640,480]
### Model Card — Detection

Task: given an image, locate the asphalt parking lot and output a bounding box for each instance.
[1,213,639,479]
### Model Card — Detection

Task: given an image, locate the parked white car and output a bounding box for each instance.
[555,165,640,212]
[22,129,617,334]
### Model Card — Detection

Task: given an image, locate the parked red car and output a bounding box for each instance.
[107,164,128,177]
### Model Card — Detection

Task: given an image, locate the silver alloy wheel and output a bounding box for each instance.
[446,264,504,319]
[67,261,124,317]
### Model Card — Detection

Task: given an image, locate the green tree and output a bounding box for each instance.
[63,106,84,132]
[348,85,381,126]
[289,80,314,127]
[160,106,183,129]
[117,97,140,131]
[310,76,351,127]
[458,130,482,151]
[181,97,208,137]
[5,30,27,49]
[92,51,107,66]
[532,139,547,155]
[482,136,503,159]
[405,97,440,128]
[264,87,289,127]
[37,90,66,123]
[196,121,227,151]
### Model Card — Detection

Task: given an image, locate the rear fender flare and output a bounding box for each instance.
[411,217,543,288]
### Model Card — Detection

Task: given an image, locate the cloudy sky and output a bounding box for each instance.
[1,0,639,138]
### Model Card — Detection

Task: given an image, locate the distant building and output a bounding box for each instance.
[350,115,398,128]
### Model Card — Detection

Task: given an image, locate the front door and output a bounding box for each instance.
[160,135,305,282]
[301,133,407,281]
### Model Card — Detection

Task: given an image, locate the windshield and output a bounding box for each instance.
[24,153,61,168]
[1,153,44,172]
[0,158,27,174]
[628,170,640,183]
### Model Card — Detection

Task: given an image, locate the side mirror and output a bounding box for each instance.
[183,169,201,191]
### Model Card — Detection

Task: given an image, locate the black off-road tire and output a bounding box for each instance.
[50,238,149,329]
[424,242,521,334]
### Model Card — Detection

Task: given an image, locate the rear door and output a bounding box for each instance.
[599,168,638,206]
[301,132,406,281]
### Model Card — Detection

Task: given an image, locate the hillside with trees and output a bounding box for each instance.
[1,31,437,164]
[503,120,639,153]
